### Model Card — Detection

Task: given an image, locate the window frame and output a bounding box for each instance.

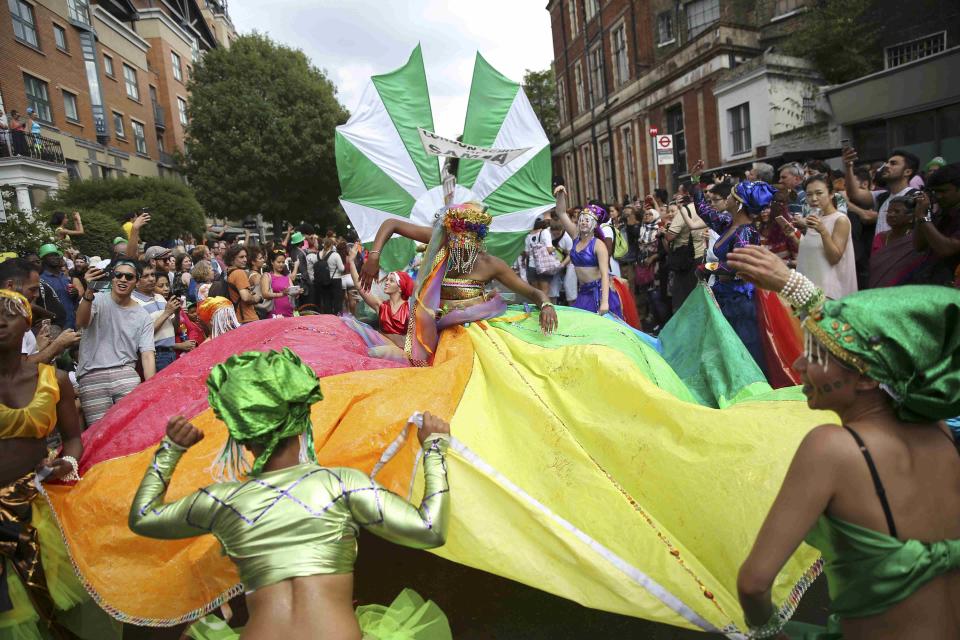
[685,0,720,40]
[53,24,68,51]
[574,62,585,114]
[585,0,599,22]
[62,90,79,122]
[66,0,90,25]
[9,0,39,48]
[620,125,636,198]
[884,31,947,69]
[665,103,687,173]
[122,63,140,101]
[171,51,183,82]
[23,73,53,124]
[103,54,115,77]
[177,97,188,125]
[588,44,604,107]
[611,23,629,88]
[113,111,125,139]
[131,119,147,154]
[567,0,579,38]
[557,76,568,124]
[728,102,752,156]
[599,137,613,202]
[656,10,675,46]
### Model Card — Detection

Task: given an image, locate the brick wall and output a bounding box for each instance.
[97,40,156,159]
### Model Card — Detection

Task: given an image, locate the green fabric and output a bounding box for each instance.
[805,515,960,620]
[457,52,519,189]
[809,286,960,422]
[371,44,440,191]
[207,348,323,475]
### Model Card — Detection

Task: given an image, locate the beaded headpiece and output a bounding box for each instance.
[0,289,31,326]
[441,202,492,274]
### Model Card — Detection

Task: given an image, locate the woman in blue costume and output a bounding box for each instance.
[729,245,960,639]
[554,188,623,318]
[687,161,776,375]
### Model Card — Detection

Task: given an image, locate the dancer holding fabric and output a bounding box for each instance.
[347,245,413,348]
[359,202,558,366]
[728,245,960,639]
[0,289,119,640]
[553,187,623,319]
[129,348,452,640]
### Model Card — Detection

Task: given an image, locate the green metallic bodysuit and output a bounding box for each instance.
[129,435,450,592]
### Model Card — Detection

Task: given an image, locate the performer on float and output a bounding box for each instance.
[197,295,240,338]
[554,188,623,319]
[0,289,119,639]
[728,246,960,639]
[359,202,558,366]
[128,348,452,639]
[688,160,776,376]
[346,245,414,348]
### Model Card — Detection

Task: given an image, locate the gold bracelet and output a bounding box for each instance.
[539,301,554,310]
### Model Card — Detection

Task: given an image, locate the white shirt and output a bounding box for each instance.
[872,187,913,234]
[22,330,37,355]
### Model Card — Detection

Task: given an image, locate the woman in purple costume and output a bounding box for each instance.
[555,187,623,318]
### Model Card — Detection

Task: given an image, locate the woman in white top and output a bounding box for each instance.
[317,236,345,315]
[795,174,857,300]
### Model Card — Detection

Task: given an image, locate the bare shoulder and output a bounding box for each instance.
[797,423,855,463]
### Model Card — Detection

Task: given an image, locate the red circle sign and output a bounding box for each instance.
[649,126,658,137]
[657,135,672,148]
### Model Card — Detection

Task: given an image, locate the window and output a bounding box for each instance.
[686,0,720,39]
[564,153,577,203]
[585,0,599,21]
[53,25,68,51]
[728,103,751,155]
[581,144,595,198]
[156,130,165,154]
[567,0,578,38]
[132,120,147,154]
[621,126,636,197]
[657,11,674,44]
[23,74,52,123]
[63,91,79,121]
[103,54,115,77]
[611,24,629,87]
[171,51,183,81]
[588,45,604,107]
[773,0,804,17]
[113,112,125,138]
[885,32,946,69]
[666,104,686,173]
[557,77,567,124]
[177,97,188,125]
[9,0,38,47]
[574,62,585,114]
[67,0,90,25]
[123,64,140,100]
[599,139,613,201]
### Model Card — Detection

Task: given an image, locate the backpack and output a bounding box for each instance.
[315,251,334,287]
[611,224,629,260]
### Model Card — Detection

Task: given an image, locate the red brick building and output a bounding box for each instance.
[547,0,805,201]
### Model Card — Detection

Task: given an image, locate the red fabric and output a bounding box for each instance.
[378,299,411,335]
[754,290,803,388]
[612,278,641,329]
[393,271,414,300]
[79,315,409,472]
[176,310,206,357]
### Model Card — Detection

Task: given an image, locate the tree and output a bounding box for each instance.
[523,68,559,142]
[184,33,349,230]
[38,176,206,257]
[0,186,60,256]
[785,0,881,85]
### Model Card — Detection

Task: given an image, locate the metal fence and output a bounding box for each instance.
[0,132,66,164]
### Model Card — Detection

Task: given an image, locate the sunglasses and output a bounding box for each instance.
[113,272,137,281]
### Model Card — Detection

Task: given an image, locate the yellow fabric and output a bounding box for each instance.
[43,330,473,625]
[0,364,59,440]
[421,323,830,633]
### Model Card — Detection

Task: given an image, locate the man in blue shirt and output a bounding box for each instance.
[37,243,76,329]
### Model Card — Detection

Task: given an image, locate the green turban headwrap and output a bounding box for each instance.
[207,348,323,477]
[803,286,960,423]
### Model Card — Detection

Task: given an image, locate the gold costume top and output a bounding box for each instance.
[129,434,450,592]
[439,276,486,302]
[0,363,59,440]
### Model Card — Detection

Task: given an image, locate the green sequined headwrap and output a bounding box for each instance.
[803,286,960,423]
[207,348,323,478]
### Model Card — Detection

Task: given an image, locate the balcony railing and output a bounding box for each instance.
[0,132,66,165]
[159,151,175,166]
[153,103,166,129]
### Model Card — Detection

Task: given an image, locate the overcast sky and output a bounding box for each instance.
[228,1,554,137]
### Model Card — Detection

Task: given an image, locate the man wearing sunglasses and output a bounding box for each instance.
[75,259,156,425]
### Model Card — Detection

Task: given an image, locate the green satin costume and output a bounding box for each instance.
[129,434,450,592]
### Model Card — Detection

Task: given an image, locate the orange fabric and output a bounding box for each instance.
[755,290,803,388]
[612,278,641,329]
[43,328,474,624]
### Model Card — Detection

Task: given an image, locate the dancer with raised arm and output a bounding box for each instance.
[129,348,452,639]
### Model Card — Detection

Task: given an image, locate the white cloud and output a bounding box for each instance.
[227,0,554,137]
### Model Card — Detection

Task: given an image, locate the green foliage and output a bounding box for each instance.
[0,193,59,256]
[37,176,205,252]
[184,33,349,229]
[523,68,559,142]
[785,0,882,84]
